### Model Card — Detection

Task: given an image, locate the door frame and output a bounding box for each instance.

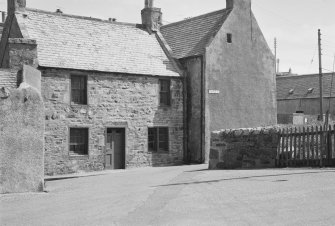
[104,125,127,169]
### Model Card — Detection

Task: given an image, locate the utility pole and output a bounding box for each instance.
[274,38,277,74]
[318,29,324,122]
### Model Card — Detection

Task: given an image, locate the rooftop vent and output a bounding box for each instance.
[108,18,117,22]
[289,89,294,95]
[56,9,63,13]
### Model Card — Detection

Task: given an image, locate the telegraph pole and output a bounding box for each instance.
[318,29,324,121]
[274,38,277,74]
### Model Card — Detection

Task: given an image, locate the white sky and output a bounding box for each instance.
[1,0,334,75]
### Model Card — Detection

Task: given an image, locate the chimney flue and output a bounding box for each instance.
[141,0,162,32]
[145,0,154,8]
[7,0,26,15]
[226,0,251,10]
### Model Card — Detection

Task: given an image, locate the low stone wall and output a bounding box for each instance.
[209,127,279,169]
[0,66,44,194]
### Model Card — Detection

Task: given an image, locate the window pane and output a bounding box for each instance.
[148,128,157,152]
[71,76,87,105]
[70,128,88,155]
[159,80,170,106]
[158,128,169,152]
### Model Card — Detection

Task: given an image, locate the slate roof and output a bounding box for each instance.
[16,9,181,77]
[160,9,231,59]
[277,73,335,100]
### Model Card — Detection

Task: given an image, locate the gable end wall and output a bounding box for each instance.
[205,7,277,161]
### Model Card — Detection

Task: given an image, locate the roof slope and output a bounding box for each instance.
[16,9,180,77]
[160,9,231,59]
[277,73,335,100]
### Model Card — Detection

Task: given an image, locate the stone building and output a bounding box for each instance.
[277,73,335,124]
[0,0,184,175]
[161,0,277,162]
[0,0,276,175]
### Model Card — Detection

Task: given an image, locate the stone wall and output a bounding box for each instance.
[209,127,279,169]
[41,68,184,175]
[0,66,44,194]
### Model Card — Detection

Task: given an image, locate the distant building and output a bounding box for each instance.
[277,73,335,124]
[276,68,298,77]
[0,0,276,175]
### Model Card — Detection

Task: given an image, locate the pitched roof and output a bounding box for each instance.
[16,9,181,77]
[277,73,335,100]
[160,9,231,59]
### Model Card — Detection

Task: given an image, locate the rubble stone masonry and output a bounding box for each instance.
[209,127,279,169]
[41,68,184,175]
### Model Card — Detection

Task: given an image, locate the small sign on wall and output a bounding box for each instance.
[209,90,220,94]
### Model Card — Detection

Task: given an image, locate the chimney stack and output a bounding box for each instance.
[141,0,162,32]
[226,0,251,10]
[7,0,26,15]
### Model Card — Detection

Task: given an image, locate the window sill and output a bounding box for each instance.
[149,151,170,154]
[70,104,89,108]
[69,154,89,160]
[159,105,171,109]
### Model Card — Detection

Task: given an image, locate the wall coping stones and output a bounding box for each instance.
[8,38,37,45]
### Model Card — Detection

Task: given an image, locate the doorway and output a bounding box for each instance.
[105,128,126,169]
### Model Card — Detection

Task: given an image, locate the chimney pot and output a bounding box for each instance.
[145,0,154,8]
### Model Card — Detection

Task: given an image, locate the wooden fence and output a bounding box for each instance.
[276,125,335,167]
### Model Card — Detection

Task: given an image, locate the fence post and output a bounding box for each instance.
[311,126,315,166]
[320,125,323,168]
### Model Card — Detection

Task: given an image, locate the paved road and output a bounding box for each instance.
[1,165,335,226]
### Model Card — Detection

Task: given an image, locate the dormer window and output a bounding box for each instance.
[227,33,232,43]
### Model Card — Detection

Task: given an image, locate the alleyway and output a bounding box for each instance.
[1,165,335,226]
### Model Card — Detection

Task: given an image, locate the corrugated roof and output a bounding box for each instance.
[17,9,181,77]
[277,73,335,100]
[160,9,231,59]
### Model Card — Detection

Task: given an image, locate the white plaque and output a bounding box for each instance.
[209,90,220,94]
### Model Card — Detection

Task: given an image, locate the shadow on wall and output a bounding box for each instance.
[150,79,184,167]
[0,65,45,194]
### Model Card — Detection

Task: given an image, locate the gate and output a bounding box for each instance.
[276,125,335,167]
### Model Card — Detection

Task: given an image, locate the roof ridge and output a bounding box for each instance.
[161,8,230,28]
[24,8,137,27]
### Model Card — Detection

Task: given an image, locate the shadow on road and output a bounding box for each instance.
[154,170,335,187]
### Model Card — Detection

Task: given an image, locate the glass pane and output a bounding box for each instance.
[158,128,169,152]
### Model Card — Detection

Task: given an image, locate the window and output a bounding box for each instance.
[69,128,89,155]
[227,33,232,43]
[148,127,169,152]
[159,79,171,106]
[71,75,87,105]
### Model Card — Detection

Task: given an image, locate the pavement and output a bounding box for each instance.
[1,165,335,226]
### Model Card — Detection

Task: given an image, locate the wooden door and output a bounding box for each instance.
[105,128,125,169]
